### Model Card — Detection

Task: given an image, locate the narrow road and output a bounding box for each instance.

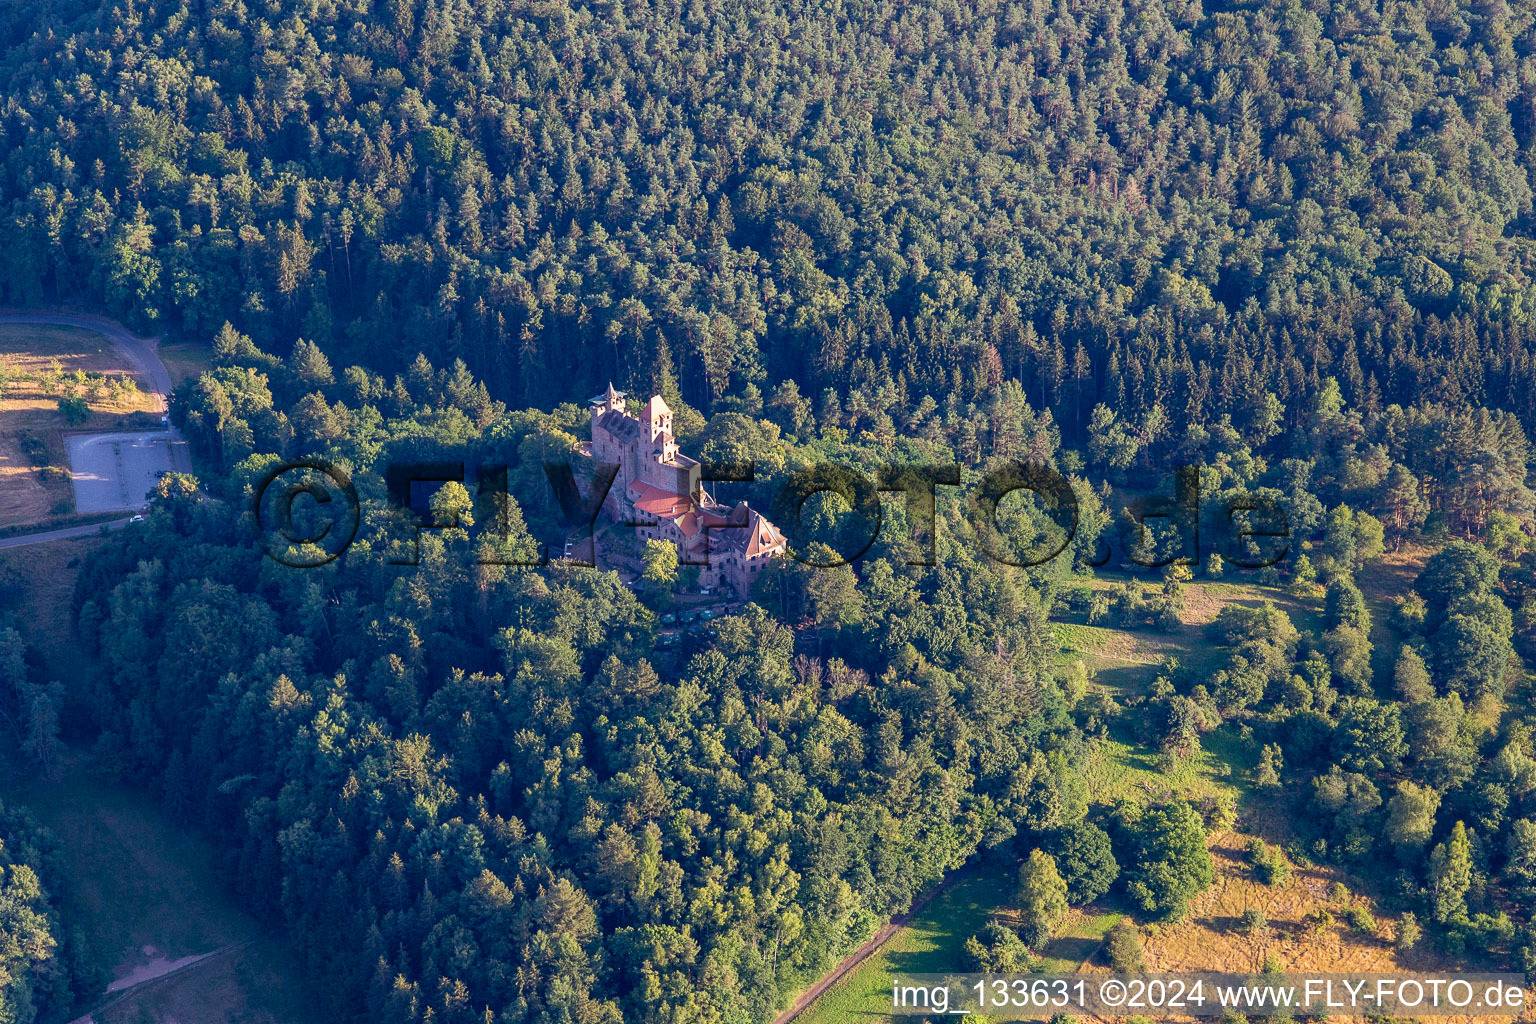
[770,869,966,1024]
[0,519,130,551]
[0,311,178,549]
[66,940,254,1024]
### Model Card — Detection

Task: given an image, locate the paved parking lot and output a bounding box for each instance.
[67,431,188,513]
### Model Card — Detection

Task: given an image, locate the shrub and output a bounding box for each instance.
[58,394,90,424]
[965,920,1040,973]
[17,432,49,466]
[1283,841,1313,867]
[1247,837,1291,886]
[1017,850,1069,948]
[1059,585,1093,614]
[1047,821,1119,905]
[1104,919,1144,973]
[1343,905,1376,934]
[1460,912,1515,955]
[1088,593,1111,624]
[1119,801,1214,920]
[1253,743,1283,787]
[1392,591,1427,633]
[1202,794,1237,831]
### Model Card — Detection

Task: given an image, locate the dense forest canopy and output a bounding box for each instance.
[0,797,92,1024]
[5,0,1536,1022]
[7,0,1536,435]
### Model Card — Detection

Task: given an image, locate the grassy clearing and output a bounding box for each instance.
[1080,728,1249,807]
[1054,575,1320,697]
[797,861,1015,1024]
[801,882,1123,1024]
[1,763,319,1023]
[2,768,262,960]
[158,338,215,386]
[0,533,110,679]
[0,323,161,528]
[93,937,317,1024]
[1356,543,1432,683]
[1050,619,1182,696]
[1036,911,1123,973]
[1078,572,1322,628]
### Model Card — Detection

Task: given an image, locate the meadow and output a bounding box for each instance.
[789,567,1456,1024]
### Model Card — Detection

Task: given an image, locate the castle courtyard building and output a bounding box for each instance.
[583,385,786,594]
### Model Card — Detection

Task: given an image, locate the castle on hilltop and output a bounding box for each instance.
[582,384,786,595]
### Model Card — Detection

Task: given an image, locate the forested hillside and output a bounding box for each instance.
[59,329,1536,1023]
[5,0,1536,1021]
[7,0,1536,435]
[74,374,1090,1023]
[0,797,89,1023]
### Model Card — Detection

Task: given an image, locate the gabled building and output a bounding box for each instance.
[583,384,786,594]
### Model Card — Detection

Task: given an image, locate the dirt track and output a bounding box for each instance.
[770,871,964,1024]
[0,519,131,551]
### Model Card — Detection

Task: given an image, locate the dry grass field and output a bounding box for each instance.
[1135,825,1527,1024]
[0,432,60,525]
[0,323,162,528]
[0,536,109,676]
[1145,830,1403,977]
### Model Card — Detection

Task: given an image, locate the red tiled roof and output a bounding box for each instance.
[612,454,785,566]
[745,514,786,557]
[630,482,692,518]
